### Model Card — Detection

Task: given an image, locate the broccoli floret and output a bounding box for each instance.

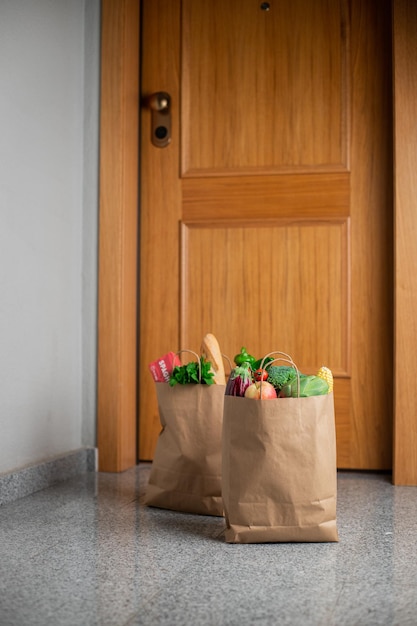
[266,365,297,390]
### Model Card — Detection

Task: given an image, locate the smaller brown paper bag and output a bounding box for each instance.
[144,382,224,516]
[222,392,339,542]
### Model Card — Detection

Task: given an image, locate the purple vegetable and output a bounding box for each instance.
[225,363,253,396]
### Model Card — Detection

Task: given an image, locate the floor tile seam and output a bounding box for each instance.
[120,609,141,626]
[322,580,347,625]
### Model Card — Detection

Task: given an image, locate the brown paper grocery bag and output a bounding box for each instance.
[144,382,224,516]
[222,393,339,542]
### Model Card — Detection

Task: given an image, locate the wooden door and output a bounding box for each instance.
[139,0,393,468]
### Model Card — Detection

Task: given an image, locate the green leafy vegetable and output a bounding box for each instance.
[169,358,215,386]
[278,374,329,398]
[266,365,298,391]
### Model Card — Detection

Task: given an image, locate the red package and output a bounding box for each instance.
[149,351,181,383]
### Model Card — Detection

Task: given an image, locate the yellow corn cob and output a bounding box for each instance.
[317,366,333,393]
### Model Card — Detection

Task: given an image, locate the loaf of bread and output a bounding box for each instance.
[200,333,226,385]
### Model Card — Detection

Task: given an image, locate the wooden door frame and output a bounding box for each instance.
[97,0,139,471]
[392,0,417,485]
[97,0,417,483]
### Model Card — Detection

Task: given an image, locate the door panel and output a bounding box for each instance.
[139,0,393,468]
[182,0,348,174]
[181,219,349,375]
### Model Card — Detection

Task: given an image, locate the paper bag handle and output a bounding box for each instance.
[260,350,296,369]
[176,349,202,382]
[222,353,232,375]
[259,351,301,398]
[176,349,232,382]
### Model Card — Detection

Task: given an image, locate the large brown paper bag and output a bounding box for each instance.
[144,382,224,516]
[222,393,339,542]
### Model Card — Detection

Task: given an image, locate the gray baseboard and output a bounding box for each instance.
[0,447,98,506]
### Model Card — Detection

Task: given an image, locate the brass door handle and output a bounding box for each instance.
[147,92,171,147]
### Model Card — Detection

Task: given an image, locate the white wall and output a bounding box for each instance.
[0,0,100,474]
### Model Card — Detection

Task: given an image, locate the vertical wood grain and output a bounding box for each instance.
[349,0,393,469]
[139,0,182,460]
[181,219,350,376]
[182,0,348,175]
[97,0,139,471]
[393,0,417,485]
[138,0,393,466]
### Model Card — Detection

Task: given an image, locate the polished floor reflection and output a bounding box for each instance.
[1,465,417,625]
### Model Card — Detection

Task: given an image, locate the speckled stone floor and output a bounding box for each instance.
[1,464,417,626]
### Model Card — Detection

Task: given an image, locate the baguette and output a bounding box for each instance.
[200,333,226,385]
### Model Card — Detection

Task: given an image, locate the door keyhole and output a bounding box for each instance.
[147,92,171,148]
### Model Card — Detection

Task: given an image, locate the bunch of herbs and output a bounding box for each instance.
[169,358,214,386]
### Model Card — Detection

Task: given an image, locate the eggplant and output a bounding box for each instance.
[225,363,253,396]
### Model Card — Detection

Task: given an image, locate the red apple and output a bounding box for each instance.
[244,381,277,399]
